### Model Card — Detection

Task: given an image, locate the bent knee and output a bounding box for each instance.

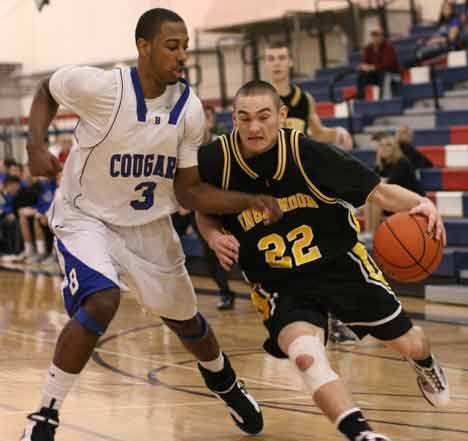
[295,354,315,371]
[82,288,120,323]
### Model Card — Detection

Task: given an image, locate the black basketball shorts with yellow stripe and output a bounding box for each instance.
[250,242,413,358]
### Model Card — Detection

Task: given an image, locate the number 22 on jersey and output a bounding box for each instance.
[257,224,322,268]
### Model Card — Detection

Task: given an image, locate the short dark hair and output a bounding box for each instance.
[135,8,184,43]
[3,175,21,186]
[372,131,392,142]
[267,40,290,51]
[234,80,282,109]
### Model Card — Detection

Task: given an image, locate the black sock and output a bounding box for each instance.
[337,409,372,441]
[415,354,433,368]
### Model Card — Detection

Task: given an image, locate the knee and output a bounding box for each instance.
[295,354,315,372]
[162,312,208,340]
[82,288,120,325]
[287,335,339,395]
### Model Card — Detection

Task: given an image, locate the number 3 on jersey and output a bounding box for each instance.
[131,181,157,210]
[257,224,322,268]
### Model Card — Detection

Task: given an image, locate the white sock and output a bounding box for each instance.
[199,352,224,372]
[39,363,79,410]
[24,242,34,256]
[36,240,46,255]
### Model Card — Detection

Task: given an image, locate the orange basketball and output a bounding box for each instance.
[373,212,443,282]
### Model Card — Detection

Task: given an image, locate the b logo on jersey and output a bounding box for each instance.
[110,153,176,179]
[155,116,161,125]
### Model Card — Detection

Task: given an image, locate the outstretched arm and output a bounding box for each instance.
[367,182,446,244]
[27,78,63,177]
[174,166,282,224]
[307,94,352,150]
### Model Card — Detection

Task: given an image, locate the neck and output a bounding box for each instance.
[238,137,277,159]
[272,78,291,97]
[136,63,166,99]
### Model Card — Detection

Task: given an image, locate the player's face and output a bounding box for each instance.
[234,94,287,157]
[143,21,189,85]
[264,47,291,83]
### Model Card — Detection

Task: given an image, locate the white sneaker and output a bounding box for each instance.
[11,252,30,262]
[356,432,391,441]
[407,355,450,407]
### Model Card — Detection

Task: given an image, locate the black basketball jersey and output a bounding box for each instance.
[280,85,312,134]
[198,128,380,283]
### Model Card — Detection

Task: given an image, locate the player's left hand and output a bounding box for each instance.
[335,127,353,151]
[209,233,240,271]
[410,198,446,245]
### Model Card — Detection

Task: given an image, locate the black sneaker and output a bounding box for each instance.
[198,354,263,434]
[21,407,59,441]
[217,292,235,310]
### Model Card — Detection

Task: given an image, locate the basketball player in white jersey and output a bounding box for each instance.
[21,8,279,440]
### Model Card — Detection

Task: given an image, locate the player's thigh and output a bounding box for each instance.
[328,243,412,341]
[52,202,120,317]
[119,216,197,321]
[250,283,328,359]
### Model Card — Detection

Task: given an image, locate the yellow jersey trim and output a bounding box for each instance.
[290,130,336,204]
[272,129,287,181]
[230,130,259,179]
[290,85,301,107]
[219,135,231,190]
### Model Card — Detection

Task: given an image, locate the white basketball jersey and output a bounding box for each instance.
[59,67,193,226]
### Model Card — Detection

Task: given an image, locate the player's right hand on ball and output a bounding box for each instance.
[248,195,283,225]
[27,145,62,178]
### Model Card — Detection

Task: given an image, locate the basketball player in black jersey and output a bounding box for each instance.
[264,42,353,150]
[195,80,449,441]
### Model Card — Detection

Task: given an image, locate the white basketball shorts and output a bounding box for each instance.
[49,196,197,321]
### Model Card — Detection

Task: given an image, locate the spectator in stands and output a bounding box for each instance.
[364,132,425,236]
[356,27,399,99]
[17,177,57,263]
[396,125,434,170]
[0,175,22,258]
[426,0,461,48]
[0,158,22,186]
[204,105,223,141]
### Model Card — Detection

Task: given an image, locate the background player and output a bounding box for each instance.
[264,41,353,150]
[21,9,282,441]
[193,80,449,441]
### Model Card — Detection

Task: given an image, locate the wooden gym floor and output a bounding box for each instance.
[0,267,467,441]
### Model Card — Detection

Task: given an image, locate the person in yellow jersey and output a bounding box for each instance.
[194,80,449,441]
[264,41,353,150]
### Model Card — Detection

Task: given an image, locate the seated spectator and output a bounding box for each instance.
[16,177,58,263]
[425,0,461,48]
[0,158,22,186]
[363,132,425,237]
[357,27,399,99]
[203,105,224,142]
[0,175,22,258]
[396,125,434,170]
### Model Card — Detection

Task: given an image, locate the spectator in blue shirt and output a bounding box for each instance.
[0,175,22,257]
